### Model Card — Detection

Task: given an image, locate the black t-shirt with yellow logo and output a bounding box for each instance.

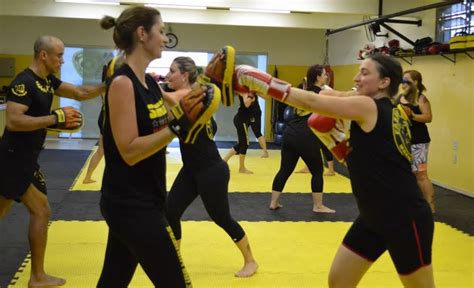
[101,64,168,209]
[1,68,62,158]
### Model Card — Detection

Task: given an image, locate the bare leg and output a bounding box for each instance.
[399,265,435,288]
[0,196,13,219]
[234,235,258,277]
[21,185,66,287]
[295,165,310,173]
[223,148,237,162]
[415,171,435,213]
[238,155,253,174]
[257,136,269,158]
[83,136,104,184]
[324,161,336,176]
[312,192,335,213]
[269,191,283,210]
[328,245,372,288]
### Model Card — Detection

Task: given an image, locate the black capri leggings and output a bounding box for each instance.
[97,201,191,288]
[249,111,263,138]
[166,160,245,242]
[272,133,324,192]
[232,112,250,155]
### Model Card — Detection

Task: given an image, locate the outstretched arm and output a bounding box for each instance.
[55,82,105,101]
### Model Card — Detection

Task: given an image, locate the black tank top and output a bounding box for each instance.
[401,101,431,144]
[101,64,168,209]
[347,97,426,230]
[179,117,222,170]
[284,85,320,139]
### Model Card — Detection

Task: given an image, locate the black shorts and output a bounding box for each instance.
[342,210,434,275]
[0,148,47,201]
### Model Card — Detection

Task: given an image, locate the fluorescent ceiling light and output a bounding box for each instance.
[55,0,119,5]
[230,8,290,14]
[145,4,206,10]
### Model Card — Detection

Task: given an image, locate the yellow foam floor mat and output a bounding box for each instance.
[9,221,473,288]
[71,148,352,193]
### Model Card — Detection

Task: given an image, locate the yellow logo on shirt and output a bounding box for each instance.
[205,120,214,140]
[11,84,27,97]
[147,99,167,120]
[392,106,412,161]
[35,80,51,93]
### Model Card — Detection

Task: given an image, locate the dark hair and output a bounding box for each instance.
[404,70,426,97]
[100,6,161,54]
[173,56,198,84]
[368,53,403,97]
[305,64,325,90]
[33,35,60,59]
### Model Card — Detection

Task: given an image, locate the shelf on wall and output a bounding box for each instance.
[395,48,474,65]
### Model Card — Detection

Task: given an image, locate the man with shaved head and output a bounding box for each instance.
[0,35,105,287]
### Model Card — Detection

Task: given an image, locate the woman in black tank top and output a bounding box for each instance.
[235,54,434,287]
[97,7,192,287]
[164,56,258,278]
[399,70,435,212]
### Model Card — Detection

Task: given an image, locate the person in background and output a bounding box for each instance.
[295,73,336,176]
[399,69,435,213]
[269,65,335,213]
[223,93,258,174]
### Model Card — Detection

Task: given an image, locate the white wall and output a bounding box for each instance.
[0,16,326,65]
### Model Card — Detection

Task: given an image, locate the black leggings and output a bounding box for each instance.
[166,160,245,242]
[232,112,250,155]
[249,111,263,138]
[272,133,324,192]
[97,201,191,288]
[320,141,334,162]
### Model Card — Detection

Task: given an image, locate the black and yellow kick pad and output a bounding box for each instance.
[8,221,473,287]
[70,148,352,193]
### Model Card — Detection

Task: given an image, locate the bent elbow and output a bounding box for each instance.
[122,155,138,167]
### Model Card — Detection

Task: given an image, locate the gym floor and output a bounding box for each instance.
[0,140,472,287]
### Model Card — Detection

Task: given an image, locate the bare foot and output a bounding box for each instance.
[82,178,96,184]
[261,151,269,158]
[324,171,336,176]
[29,274,66,287]
[313,205,335,213]
[235,261,258,277]
[239,168,253,174]
[295,167,309,174]
[269,202,283,210]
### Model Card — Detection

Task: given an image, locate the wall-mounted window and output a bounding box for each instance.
[436,0,473,42]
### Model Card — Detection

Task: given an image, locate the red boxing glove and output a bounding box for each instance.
[234,65,291,102]
[308,113,351,162]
